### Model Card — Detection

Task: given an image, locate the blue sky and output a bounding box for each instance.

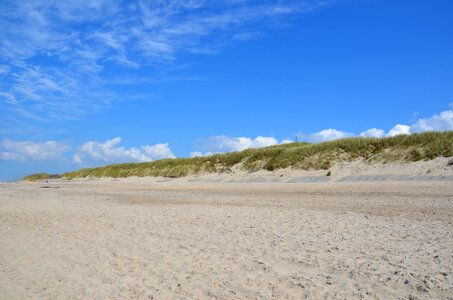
[1,0,453,181]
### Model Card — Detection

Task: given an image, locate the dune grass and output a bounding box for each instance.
[22,173,52,182]
[22,173,61,181]
[23,131,453,181]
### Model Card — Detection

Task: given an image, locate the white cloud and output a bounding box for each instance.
[358,107,453,139]
[192,106,452,156]
[0,139,70,161]
[281,139,294,144]
[142,143,176,160]
[190,151,204,158]
[191,106,453,158]
[359,128,385,138]
[190,151,214,158]
[73,137,175,164]
[302,128,354,143]
[248,136,280,148]
[387,124,411,137]
[197,135,280,153]
[191,135,298,156]
[410,109,453,132]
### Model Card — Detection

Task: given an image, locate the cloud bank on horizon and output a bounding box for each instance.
[1,106,452,164]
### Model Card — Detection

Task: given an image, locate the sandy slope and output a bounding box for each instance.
[1,178,453,299]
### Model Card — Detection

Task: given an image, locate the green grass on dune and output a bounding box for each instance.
[22,173,51,182]
[22,173,61,181]
[23,131,453,181]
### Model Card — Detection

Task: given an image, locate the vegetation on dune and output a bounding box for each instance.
[22,173,61,181]
[23,131,453,181]
[22,173,51,182]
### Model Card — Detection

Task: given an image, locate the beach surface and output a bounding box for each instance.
[1,174,453,299]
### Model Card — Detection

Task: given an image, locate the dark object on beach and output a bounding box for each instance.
[448,159,453,166]
[326,170,332,176]
[40,186,61,189]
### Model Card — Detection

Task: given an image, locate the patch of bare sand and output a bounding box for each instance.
[1,179,452,299]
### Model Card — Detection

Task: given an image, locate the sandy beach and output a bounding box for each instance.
[2,0,452,298]
[1,171,453,299]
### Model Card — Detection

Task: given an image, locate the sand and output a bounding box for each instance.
[1,162,453,299]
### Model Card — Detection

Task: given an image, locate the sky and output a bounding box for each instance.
[1,0,453,181]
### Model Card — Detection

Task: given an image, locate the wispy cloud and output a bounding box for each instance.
[2,64,114,121]
[0,65,9,74]
[0,0,330,122]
